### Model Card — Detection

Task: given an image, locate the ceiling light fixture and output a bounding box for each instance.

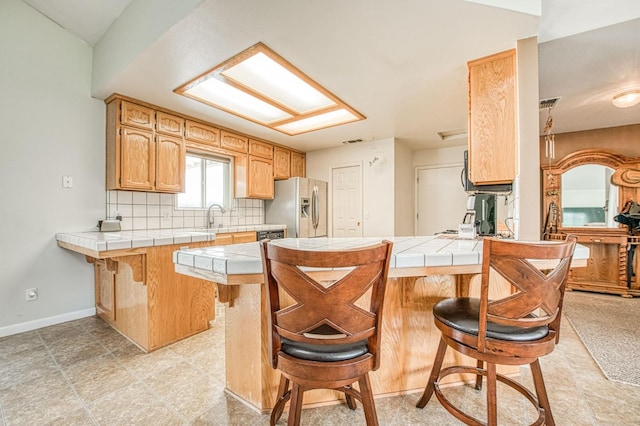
[175,42,365,135]
[612,90,640,108]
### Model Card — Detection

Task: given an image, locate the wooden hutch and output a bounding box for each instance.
[542,149,640,297]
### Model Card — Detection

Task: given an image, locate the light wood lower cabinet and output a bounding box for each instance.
[214,231,257,245]
[94,259,116,321]
[91,241,215,352]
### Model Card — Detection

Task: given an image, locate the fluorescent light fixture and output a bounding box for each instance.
[175,43,365,135]
[275,109,360,134]
[437,129,468,141]
[612,90,640,108]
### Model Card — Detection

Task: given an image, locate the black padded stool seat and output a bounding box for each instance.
[281,338,368,362]
[434,297,549,342]
[416,236,578,426]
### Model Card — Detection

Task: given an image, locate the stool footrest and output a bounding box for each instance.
[434,365,545,426]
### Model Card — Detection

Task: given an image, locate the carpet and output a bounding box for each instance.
[563,291,640,387]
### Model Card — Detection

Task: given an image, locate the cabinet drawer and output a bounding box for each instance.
[249,139,273,159]
[156,111,184,137]
[185,120,220,146]
[575,235,627,245]
[121,100,155,130]
[221,131,248,153]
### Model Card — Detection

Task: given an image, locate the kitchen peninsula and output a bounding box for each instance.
[173,236,589,413]
[55,225,285,352]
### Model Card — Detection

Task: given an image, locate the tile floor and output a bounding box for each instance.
[1,295,640,425]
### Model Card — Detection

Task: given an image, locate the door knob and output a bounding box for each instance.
[357,222,360,226]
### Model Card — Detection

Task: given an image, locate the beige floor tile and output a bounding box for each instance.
[3,387,85,426]
[87,381,184,425]
[118,346,182,379]
[0,372,69,409]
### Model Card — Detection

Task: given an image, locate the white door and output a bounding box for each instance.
[332,165,362,237]
[416,165,468,235]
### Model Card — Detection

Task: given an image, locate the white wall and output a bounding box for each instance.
[0,0,105,335]
[394,142,414,236]
[92,0,203,98]
[413,144,467,168]
[305,138,396,237]
[515,36,540,240]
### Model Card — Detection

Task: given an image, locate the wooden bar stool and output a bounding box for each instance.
[260,239,393,426]
[416,236,578,426]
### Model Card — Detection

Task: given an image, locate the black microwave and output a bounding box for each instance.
[461,150,512,193]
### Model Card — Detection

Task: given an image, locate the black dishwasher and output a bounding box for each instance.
[256,229,285,241]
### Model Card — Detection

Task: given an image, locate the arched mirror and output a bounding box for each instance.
[541,150,636,233]
[560,164,619,227]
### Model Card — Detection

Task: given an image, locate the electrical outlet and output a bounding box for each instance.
[26,288,38,301]
[62,175,73,188]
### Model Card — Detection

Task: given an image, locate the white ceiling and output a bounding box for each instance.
[21,0,640,153]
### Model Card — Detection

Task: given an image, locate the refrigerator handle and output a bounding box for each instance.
[312,185,319,230]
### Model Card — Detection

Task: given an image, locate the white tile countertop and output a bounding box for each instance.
[55,224,286,252]
[173,236,590,277]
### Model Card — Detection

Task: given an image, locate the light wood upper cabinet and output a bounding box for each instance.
[248,156,274,199]
[234,154,274,199]
[249,139,273,159]
[290,151,306,178]
[155,134,185,192]
[273,146,291,180]
[107,94,305,197]
[467,49,516,185]
[106,96,185,193]
[119,126,155,190]
[121,100,154,131]
[156,111,184,137]
[221,130,248,153]
[185,120,220,147]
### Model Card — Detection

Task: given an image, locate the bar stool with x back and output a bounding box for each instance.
[416,235,578,426]
[260,239,393,426]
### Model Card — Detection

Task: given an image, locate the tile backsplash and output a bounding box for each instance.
[106,191,264,231]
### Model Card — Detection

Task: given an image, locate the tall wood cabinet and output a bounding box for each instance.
[467,49,517,185]
[106,96,185,193]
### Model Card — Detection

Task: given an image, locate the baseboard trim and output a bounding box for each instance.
[0,308,97,338]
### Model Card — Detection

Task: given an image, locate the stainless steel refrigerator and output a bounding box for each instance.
[265,177,328,238]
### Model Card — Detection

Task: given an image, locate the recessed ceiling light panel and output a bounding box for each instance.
[175,42,365,135]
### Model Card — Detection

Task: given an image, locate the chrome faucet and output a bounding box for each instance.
[206,203,226,228]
